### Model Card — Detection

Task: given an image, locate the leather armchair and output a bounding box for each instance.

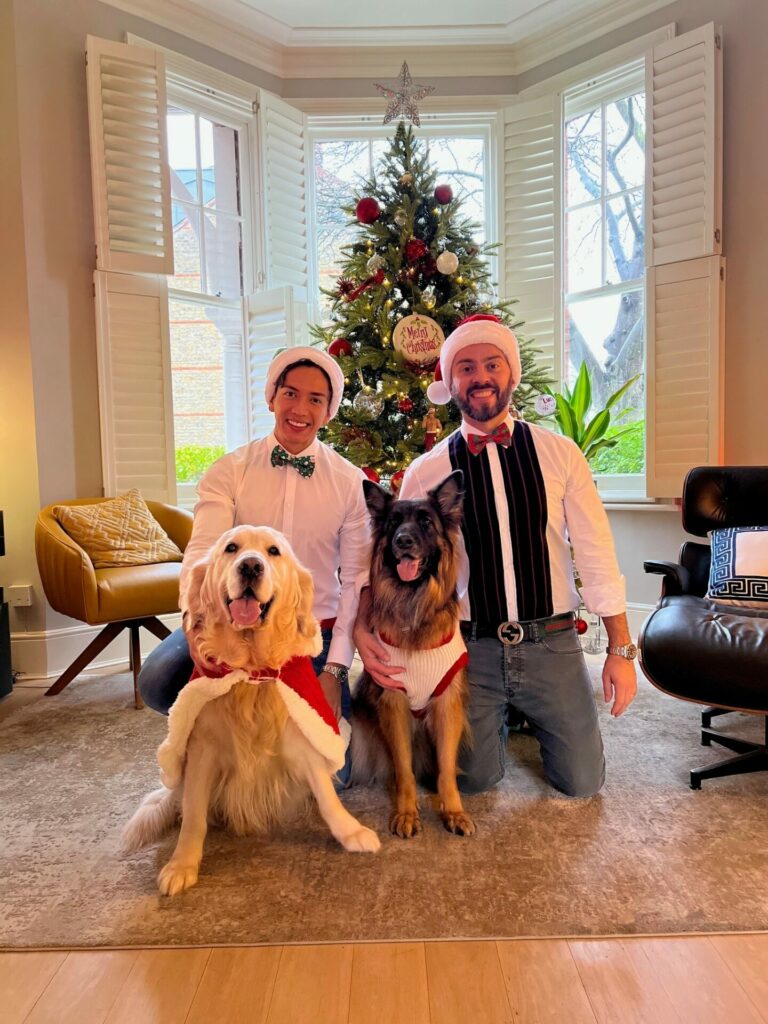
[36,499,193,708]
[639,466,768,788]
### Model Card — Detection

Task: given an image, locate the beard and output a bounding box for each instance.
[452,381,515,422]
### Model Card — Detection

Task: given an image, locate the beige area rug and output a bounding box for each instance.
[1,661,768,949]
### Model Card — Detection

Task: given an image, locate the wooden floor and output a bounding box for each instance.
[2,935,768,1023]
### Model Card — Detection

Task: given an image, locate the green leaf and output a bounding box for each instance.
[554,394,579,441]
[604,373,641,410]
[570,362,592,426]
[580,408,611,451]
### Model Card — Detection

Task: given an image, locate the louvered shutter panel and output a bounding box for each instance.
[258,92,309,293]
[94,271,177,503]
[645,23,722,267]
[245,287,308,440]
[645,256,725,498]
[500,96,561,379]
[86,37,173,275]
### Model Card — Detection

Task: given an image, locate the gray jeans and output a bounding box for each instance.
[458,628,605,797]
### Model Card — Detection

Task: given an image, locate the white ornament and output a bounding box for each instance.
[436,250,459,275]
[393,314,445,367]
[421,285,437,311]
[534,394,557,416]
[353,389,385,420]
[394,208,407,227]
[366,254,386,274]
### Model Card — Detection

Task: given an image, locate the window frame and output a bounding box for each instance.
[306,113,500,324]
[561,63,647,501]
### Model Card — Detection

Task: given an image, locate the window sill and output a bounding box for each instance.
[603,501,679,512]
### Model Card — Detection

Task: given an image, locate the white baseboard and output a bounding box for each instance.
[10,614,183,681]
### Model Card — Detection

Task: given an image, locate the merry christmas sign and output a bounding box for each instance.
[393,314,445,367]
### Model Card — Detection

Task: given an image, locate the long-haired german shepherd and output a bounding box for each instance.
[352,470,476,838]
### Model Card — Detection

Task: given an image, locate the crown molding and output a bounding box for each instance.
[101,0,676,80]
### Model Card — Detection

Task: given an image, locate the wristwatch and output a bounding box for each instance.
[605,643,638,661]
[322,663,350,685]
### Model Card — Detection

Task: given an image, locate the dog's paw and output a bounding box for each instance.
[340,825,381,853]
[441,810,476,836]
[390,811,422,839]
[157,860,199,896]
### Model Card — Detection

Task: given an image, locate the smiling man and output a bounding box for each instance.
[355,314,637,800]
[139,347,370,786]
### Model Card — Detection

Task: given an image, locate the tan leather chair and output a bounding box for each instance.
[35,499,193,708]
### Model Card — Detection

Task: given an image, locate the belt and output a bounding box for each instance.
[460,612,576,646]
[319,618,337,631]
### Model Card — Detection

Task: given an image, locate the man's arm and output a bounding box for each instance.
[179,457,237,607]
[352,587,405,689]
[601,612,637,717]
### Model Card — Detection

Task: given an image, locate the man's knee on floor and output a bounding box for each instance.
[550,760,605,799]
[458,761,505,794]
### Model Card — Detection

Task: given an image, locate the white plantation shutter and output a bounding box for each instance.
[500,96,561,379]
[258,92,309,293]
[86,36,173,275]
[646,256,725,498]
[245,287,308,441]
[645,24,723,268]
[94,271,177,503]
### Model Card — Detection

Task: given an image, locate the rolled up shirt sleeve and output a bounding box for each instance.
[563,442,626,617]
[328,479,371,667]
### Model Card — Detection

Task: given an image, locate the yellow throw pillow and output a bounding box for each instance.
[54,490,183,569]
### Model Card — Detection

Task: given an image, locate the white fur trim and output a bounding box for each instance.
[265,345,344,418]
[427,380,452,405]
[275,679,346,772]
[158,670,250,788]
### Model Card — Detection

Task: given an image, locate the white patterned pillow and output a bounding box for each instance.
[707,526,768,609]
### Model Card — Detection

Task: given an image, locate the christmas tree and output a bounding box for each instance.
[311,121,551,488]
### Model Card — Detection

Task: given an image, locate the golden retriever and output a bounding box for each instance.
[122,525,379,896]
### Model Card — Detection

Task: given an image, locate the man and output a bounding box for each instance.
[355,314,637,798]
[140,347,369,782]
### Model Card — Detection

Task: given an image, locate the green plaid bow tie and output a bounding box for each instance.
[270,444,316,478]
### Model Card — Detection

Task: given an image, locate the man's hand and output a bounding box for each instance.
[318,670,342,720]
[353,624,405,690]
[602,655,637,717]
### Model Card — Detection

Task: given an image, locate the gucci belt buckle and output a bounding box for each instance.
[497,621,525,646]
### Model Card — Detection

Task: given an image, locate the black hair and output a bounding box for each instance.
[273,359,333,406]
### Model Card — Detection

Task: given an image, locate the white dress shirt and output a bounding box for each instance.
[181,434,370,667]
[400,416,626,620]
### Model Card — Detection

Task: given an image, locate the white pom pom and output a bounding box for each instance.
[427,380,451,405]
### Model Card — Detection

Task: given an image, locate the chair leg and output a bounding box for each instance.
[701,706,732,731]
[690,749,768,789]
[129,624,144,710]
[141,616,172,642]
[45,622,126,695]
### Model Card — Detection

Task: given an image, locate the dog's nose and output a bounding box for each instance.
[238,558,263,580]
[393,529,415,552]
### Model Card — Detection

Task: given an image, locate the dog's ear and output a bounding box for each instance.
[181,560,210,629]
[428,470,465,531]
[363,479,394,528]
[293,562,319,641]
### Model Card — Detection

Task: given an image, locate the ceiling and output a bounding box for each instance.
[105,0,674,77]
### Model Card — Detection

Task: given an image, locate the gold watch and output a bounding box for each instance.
[605,643,638,661]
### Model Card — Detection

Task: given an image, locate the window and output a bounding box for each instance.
[563,69,646,492]
[165,104,250,500]
[308,119,495,320]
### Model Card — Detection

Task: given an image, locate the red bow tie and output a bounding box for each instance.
[467,423,512,455]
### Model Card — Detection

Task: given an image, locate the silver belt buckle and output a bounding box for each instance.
[497,621,524,646]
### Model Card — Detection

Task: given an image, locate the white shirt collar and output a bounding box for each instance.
[268,431,321,458]
[460,414,516,442]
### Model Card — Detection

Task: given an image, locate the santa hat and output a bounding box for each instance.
[426,314,521,405]
[265,346,345,419]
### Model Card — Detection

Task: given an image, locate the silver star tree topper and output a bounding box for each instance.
[373,62,436,127]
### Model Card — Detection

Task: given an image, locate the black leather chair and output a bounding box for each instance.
[639,466,768,789]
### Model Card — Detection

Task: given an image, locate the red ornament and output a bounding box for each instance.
[337,277,355,298]
[404,238,428,262]
[356,197,381,224]
[398,396,414,414]
[328,338,352,357]
[434,184,453,205]
[390,470,405,495]
[362,466,380,483]
[420,256,437,278]
[575,617,589,635]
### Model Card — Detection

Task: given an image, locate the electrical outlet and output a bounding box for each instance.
[8,585,33,607]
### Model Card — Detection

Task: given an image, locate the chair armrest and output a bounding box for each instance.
[146,501,194,552]
[35,509,99,622]
[643,560,691,596]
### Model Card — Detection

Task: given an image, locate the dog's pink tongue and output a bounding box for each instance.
[397,558,421,582]
[229,596,262,626]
